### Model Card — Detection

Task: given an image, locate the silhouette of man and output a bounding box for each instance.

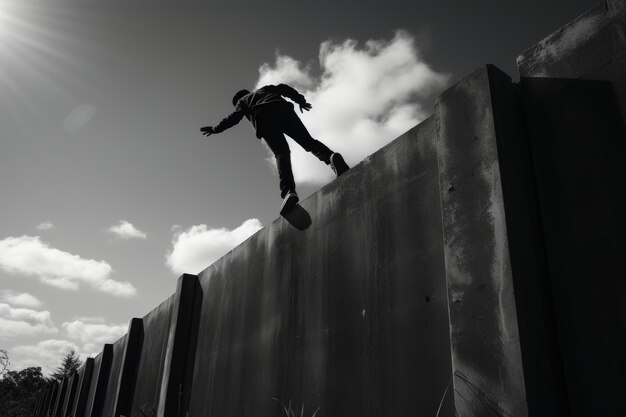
[201,84,350,215]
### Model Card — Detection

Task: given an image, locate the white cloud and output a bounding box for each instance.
[10,339,79,375]
[107,220,147,240]
[36,221,54,231]
[0,235,136,297]
[258,55,315,90]
[166,219,263,274]
[71,316,106,324]
[0,290,43,308]
[0,303,57,339]
[4,316,128,373]
[255,30,449,184]
[62,317,126,353]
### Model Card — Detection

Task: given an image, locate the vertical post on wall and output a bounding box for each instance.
[41,383,57,417]
[62,373,79,416]
[71,358,94,417]
[157,274,202,417]
[435,65,528,417]
[52,377,68,417]
[112,318,144,417]
[32,391,43,417]
[88,344,113,417]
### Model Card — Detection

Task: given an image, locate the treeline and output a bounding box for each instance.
[0,350,81,417]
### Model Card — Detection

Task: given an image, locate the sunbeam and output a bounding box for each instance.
[0,0,89,133]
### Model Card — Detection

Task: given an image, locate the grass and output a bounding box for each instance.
[272,398,320,417]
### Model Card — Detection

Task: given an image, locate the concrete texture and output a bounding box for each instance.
[520,76,626,417]
[187,116,455,417]
[61,373,79,416]
[517,0,626,123]
[85,345,112,417]
[72,358,94,417]
[52,377,68,417]
[38,392,47,417]
[435,65,527,417]
[110,318,143,417]
[131,297,175,416]
[516,3,626,414]
[50,383,59,416]
[32,392,42,417]
[35,390,47,417]
[157,274,202,417]
[100,336,128,417]
[488,71,570,417]
[40,382,57,417]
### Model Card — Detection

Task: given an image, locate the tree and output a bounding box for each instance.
[50,349,82,382]
[0,349,9,378]
[0,366,49,417]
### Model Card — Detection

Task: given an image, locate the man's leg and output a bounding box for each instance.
[280,108,350,176]
[262,130,296,199]
[280,109,334,164]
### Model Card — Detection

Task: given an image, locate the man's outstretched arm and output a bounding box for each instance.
[274,84,312,113]
[201,108,244,137]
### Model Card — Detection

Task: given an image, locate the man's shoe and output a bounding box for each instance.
[330,153,350,177]
[280,192,299,215]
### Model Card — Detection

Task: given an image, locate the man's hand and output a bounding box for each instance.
[200,126,215,137]
[299,102,312,113]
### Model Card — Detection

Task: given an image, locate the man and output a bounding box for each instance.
[201,84,350,215]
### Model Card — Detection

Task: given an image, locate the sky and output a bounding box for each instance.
[0,0,599,375]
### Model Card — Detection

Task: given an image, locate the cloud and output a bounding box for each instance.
[0,235,136,297]
[10,339,79,375]
[5,316,128,373]
[0,303,57,339]
[36,221,55,231]
[166,219,263,274]
[62,317,127,353]
[0,290,43,308]
[107,220,147,240]
[255,30,449,184]
[71,316,106,324]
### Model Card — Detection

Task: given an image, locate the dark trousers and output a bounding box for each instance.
[259,102,334,198]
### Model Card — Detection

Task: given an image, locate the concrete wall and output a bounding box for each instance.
[85,346,112,417]
[37,381,56,417]
[71,358,94,417]
[187,115,454,417]
[61,373,79,416]
[517,2,626,415]
[32,3,626,416]
[518,0,626,124]
[44,66,529,417]
[100,335,127,417]
[52,377,67,417]
[435,66,527,417]
[131,296,175,416]
[520,77,626,417]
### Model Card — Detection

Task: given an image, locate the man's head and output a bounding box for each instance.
[232,89,250,106]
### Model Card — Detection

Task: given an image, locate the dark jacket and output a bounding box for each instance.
[213,84,306,138]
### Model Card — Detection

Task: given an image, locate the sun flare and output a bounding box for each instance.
[0,0,83,130]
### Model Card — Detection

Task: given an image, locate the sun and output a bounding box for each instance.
[0,1,50,50]
[0,0,15,38]
[0,0,78,126]
[0,1,31,37]
[0,1,33,60]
